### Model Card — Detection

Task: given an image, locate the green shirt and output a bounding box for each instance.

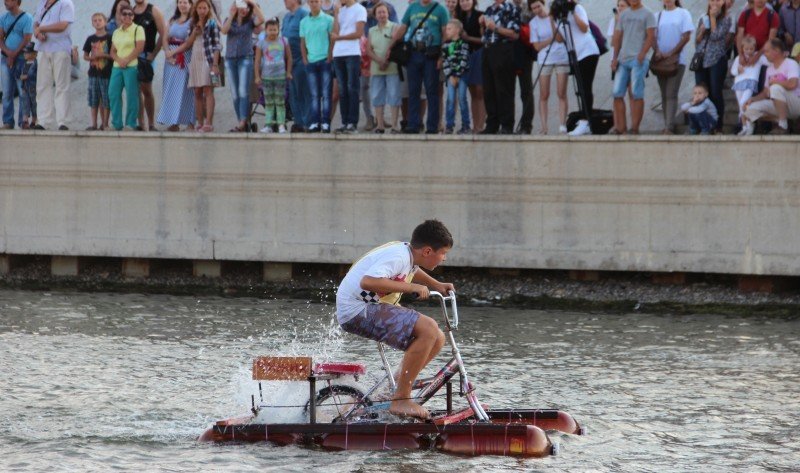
[368,21,398,76]
[299,12,334,63]
[401,1,449,47]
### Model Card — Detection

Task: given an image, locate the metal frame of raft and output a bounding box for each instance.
[199,412,573,457]
[199,292,583,457]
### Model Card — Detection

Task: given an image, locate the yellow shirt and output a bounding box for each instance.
[112,24,144,68]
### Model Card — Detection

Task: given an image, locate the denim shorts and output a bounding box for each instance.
[370,74,401,107]
[613,58,649,100]
[340,303,420,351]
[87,76,110,108]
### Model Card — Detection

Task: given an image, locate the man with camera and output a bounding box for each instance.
[394,0,449,134]
[480,0,521,134]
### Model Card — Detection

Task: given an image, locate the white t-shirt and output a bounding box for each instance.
[556,4,599,61]
[335,242,417,324]
[332,2,367,57]
[766,58,800,98]
[606,17,616,38]
[529,16,568,66]
[655,8,694,66]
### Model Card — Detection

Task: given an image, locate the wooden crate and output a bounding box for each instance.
[252,356,312,381]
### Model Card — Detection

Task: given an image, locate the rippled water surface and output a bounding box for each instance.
[1,289,798,472]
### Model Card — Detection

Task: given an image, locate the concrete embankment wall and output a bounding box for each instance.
[1,132,799,276]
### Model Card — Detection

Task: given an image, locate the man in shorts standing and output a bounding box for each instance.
[336,220,455,419]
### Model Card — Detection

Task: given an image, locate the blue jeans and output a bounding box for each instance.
[445,77,470,129]
[406,50,439,132]
[305,59,332,126]
[694,55,727,130]
[688,111,715,134]
[333,55,361,126]
[1,55,23,127]
[287,40,310,128]
[225,56,253,123]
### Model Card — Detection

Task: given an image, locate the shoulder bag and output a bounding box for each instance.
[689,16,711,72]
[389,3,437,66]
[650,12,680,77]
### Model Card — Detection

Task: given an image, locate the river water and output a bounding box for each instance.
[1,289,798,472]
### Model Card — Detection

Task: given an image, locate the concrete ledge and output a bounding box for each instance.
[51,256,79,277]
[2,134,800,276]
[194,260,221,278]
[0,254,9,275]
[122,258,150,278]
[264,263,293,282]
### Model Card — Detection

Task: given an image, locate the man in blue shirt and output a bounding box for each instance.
[283,0,310,131]
[394,0,449,134]
[0,0,34,128]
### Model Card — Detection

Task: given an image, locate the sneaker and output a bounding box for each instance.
[290,124,305,133]
[321,123,331,133]
[58,125,69,131]
[336,125,350,133]
[32,124,45,130]
[278,124,287,134]
[374,128,385,134]
[740,123,754,136]
[559,125,568,134]
[445,127,454,134]
[402,127,420,134]
[307,123,320,133]
[259,125,273,133]
[770,125,789,135]
[568,120,591,136]
[457,127,471,135]
[345,123,357,133]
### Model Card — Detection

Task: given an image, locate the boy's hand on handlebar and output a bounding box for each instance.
[434,282,455,295]
[410,284,430,300]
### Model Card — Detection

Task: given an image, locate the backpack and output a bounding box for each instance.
[589,20,608,56]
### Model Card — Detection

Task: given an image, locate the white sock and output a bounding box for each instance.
[778,119,788,129]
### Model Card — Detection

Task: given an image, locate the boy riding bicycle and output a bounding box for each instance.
[336,220,455,420]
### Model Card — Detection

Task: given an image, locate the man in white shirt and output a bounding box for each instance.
[32,0,74,130]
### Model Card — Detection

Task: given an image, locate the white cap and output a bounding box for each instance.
[235,0,247,7]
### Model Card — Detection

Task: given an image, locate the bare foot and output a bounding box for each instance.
[389,399,430,420]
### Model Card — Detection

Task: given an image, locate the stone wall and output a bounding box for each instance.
[2,132,799,276]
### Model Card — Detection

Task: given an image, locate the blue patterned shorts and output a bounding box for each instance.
[87,76,110,108]
[340,304,420,351]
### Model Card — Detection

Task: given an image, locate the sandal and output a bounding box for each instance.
[167,125,180,132]
[374,128,384,134]
[201,124,214,133]
[85,126,97,131]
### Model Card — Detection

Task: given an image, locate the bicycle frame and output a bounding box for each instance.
[335,291,490,422]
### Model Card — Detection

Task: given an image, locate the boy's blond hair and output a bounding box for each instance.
[91,12,108,21]
[447,18,463,32]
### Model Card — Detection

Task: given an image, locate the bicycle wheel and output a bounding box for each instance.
[304,385,372,423]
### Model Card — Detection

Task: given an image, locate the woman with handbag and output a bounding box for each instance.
[692,0,732,132]
[652,0,693,134]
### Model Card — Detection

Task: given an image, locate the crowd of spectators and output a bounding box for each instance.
[2,0,800,135]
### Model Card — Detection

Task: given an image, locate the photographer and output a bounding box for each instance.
[552,0,600,136]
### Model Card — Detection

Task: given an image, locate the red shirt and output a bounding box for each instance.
[737,7,780,50]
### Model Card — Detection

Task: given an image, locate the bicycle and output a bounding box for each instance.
[306,290,491,424]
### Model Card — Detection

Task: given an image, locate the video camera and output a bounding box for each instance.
[550,0,577,21]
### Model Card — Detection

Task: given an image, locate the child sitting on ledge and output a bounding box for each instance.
[679,83,718,135]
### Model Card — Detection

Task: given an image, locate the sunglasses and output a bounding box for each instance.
[121,11,134,16]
